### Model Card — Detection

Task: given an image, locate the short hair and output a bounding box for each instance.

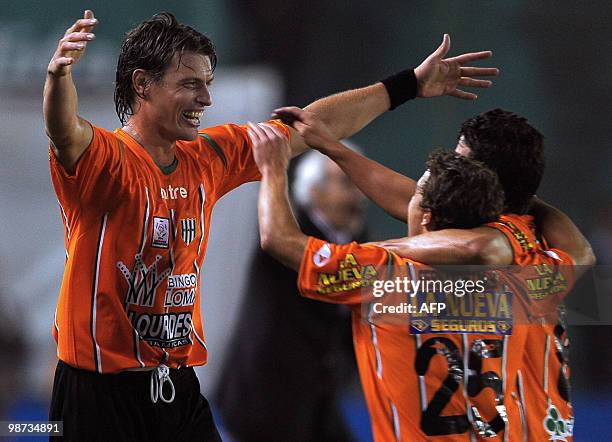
[420,150,504,230]
[292,140,362,207]
[114,12,217,124]
[459,108,545,214]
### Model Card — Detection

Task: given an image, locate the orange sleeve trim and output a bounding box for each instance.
[546,248,577,289]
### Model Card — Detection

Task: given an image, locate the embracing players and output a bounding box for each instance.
[276,105,595,441]
[248,111,593,441]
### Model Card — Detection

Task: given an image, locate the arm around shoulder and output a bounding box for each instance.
[531,198,596,273]
[373,226,512,266]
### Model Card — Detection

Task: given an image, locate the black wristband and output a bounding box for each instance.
[380,69,418,110]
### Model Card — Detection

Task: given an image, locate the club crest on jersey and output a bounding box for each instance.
[543,404,573,441]
[152,217,170,249]
[313,243,332,267]
[181,218,197,246]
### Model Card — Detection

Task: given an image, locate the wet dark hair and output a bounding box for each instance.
[420,150,504,230]
[114,12,217,124]
[459,108,545,214]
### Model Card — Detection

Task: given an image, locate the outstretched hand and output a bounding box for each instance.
[247,122,291,174]
[48,10,98,77]
[415,34,499,100]
[271,107,335,151]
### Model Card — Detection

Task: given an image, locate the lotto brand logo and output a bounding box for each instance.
[161,185,188,200]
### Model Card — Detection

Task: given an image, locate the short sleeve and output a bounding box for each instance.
[297,236,398,305]
[517,247,576,322]
[197,120,290,199]
[542,247,576,292]
[49,125,124,211]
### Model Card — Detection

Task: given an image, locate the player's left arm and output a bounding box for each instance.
[247,122,307,270]
[530,197,596,278]
[371,226,513,265]
[280,34,499,156]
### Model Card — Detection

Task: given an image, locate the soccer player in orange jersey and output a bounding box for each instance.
[248,121,588,441]
[274,106,595,441]
[44,8,500,441]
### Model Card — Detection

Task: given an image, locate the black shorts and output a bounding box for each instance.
[49,360,222,442]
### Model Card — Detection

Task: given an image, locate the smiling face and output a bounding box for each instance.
[135,51,213,142]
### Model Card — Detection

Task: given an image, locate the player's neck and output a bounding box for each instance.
[122,118,176,167]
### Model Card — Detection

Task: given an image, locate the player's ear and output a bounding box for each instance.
[421,210,432,230]
[132,69,152,100]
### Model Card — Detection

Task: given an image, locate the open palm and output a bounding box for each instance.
[415,34,499,100]
[48,10,97,77]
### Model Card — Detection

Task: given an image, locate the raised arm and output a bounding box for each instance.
[280,34,499,156]
[264,102,514,263]
[270,109,416,221]
[247,122,308,271]
[530,198,596,277]
[373,198,598,272]
[44,10,98,172]
[317,140,416,221]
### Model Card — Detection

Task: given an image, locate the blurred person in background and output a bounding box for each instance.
[215,146,367,441]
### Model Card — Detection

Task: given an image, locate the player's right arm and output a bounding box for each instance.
[44,10,98,173]
[265,107,516,266]
[250,121,308,271]
[320,140,415,221]
[298,237,397,305]
[273,106,416,222]
[249,120,395,304]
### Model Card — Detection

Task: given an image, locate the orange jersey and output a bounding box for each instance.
[50,121,289,373]
[487,215,575,441]
[297,236,571,442]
